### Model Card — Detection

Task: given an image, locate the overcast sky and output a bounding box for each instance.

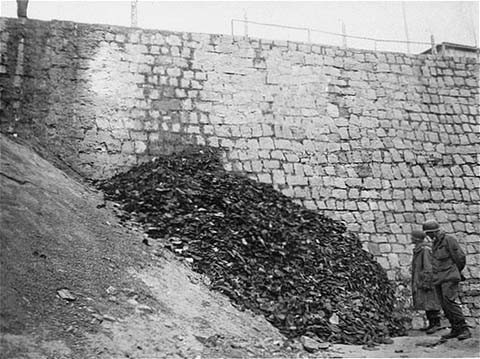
[1,1,478,53]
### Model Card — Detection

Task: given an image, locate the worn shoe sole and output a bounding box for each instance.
[441,333,459,340]
[457,333,472,341]
[426,326,442,335]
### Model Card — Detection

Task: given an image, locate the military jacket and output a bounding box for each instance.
[431,231,466,285]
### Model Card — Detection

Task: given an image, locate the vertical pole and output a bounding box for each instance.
[243,9,248,37]
[463,2,478,47]
[131,0,138,27]
[430,35,437,55]
[307,29,311,43]
[231,19,234,37]
[401,1,411,53]
[470,13,478,47]
[374,40,377,52]
[342,21,347,48]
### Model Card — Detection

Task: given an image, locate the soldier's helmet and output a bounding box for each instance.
[411,229,426,240]
[423,220,440,233]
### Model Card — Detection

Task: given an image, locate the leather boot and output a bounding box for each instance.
[441,328,460,340]
[425,318,441,334]
[457,327,472,340]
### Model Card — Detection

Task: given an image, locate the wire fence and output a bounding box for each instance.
[231,19,435,55]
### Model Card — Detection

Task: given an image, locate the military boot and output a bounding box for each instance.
[425,318,442,334]
[457,327,472,341]
[441,328,460,340]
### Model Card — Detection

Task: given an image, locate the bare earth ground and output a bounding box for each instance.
[0,133,478,359]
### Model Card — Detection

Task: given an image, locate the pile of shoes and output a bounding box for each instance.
[99,146,407,344]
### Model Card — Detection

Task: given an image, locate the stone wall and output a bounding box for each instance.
[1,18,479,324]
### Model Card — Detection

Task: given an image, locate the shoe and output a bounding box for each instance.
[381,337,394,344]
[457,328,472,341]
[426,324,442,334]
[441,329,460,340]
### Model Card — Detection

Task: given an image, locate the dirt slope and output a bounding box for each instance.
[0,133,478,358]
[0,134,290,359]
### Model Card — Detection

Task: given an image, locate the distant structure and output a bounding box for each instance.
[131,0,138,27]
[421,42,480,58]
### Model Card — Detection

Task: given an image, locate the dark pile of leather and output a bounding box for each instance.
[99,146,406,344]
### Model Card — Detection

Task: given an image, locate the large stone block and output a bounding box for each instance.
[286,175,308,186]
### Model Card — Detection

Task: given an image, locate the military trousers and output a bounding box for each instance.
[434,281,467,331]
[426,309,441,323]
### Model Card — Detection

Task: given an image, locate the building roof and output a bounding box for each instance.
[421,42,480,55]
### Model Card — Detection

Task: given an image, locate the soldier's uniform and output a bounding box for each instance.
[423,220,471,340]
[411,230,441,333]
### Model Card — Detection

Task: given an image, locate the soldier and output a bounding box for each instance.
[423,220,471,340]
[410,229,441,334]
[17,0,29,18]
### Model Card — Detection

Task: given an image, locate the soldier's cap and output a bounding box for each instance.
[411,229,426,239]
[423,220,440,233]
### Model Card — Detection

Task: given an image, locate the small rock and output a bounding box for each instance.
[122,288,137,297]
[33,251,47,259]
[137,304,154,313]
[164,321,174,328]
[395,349,404,353]
[106,286,117,295]
[329,313,339,325]
[201,300,211,307]
[362,344,379,351]
[416,340,440,348]
[103,314,116,322]
[66,325,74,333]
[92,313,104,322]
[152,249,164,257]
[317,342,330,350]
[382,337,394,344]
[127,298,139,306]
[57,288,76,301]
[287,339,303,351]
[300,336,323,353]
[224,348,244,358]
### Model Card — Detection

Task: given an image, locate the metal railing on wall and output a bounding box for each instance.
[230,19,436,54]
